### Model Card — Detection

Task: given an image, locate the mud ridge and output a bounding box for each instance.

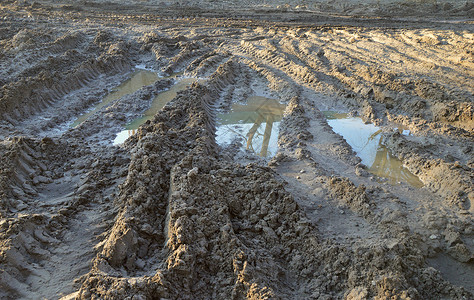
[0,56,130,124]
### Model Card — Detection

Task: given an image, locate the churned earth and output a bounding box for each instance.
[0,0,473,299]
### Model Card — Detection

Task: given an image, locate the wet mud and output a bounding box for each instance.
[0,0,473,299]
[72,69,159,127]
[216,96,286,157]
[114,76,200,145]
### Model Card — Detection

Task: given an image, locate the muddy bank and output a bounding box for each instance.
[0,1,473,299]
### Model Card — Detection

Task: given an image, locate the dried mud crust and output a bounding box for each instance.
[0,1,473,299]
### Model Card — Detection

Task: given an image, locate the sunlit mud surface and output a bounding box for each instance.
[71,70,159,127]
[0,1,473,299]
[326,112,423,187]
[216,96,285,157]
[113,77,199,145]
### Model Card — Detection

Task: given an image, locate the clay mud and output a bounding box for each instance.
[0,0,473,299]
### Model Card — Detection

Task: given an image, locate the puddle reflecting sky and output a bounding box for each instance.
[216,96,286,157]
[113,77,199,145]
[72,70,159,127]
[325,112,423,188]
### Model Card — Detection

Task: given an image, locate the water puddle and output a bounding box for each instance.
[324,111,423,188]
[113,77,199,145]
[216,96,286,157]
[71,70,159,127]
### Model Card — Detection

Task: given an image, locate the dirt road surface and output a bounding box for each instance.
[0,0,473,299]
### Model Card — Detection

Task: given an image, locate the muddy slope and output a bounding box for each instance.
[0,1,473,299]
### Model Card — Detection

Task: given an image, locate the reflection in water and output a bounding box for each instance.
[126,77,198,129]
[325,111,423,188]
[114,129,138,146]
[113,77,199,145]
[72,70,159,127]
[216,96,286,157]
[368,144,423,187]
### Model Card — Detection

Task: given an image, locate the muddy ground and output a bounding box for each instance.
[0,0,473,299]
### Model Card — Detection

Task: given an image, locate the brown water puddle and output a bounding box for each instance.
[325,111,423,188]
[71,70,159,127]
[113,77,199,145]
[216,96,286,157]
